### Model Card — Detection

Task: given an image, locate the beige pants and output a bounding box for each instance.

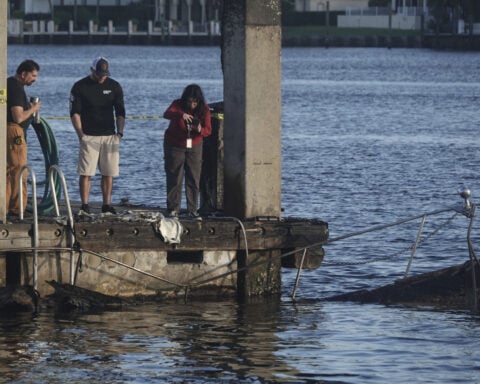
[6,122,28,215]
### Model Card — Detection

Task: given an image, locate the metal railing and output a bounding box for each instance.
[290,189,478,311]
[48,165,76,285]
[18,165,39,291]
[17,164,78,289]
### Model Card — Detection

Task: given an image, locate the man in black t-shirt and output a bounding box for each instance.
[69,57,125,215]
[6,59,41,216]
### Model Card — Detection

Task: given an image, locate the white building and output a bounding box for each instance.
[294,0,369,12]
[291,0,432,31]
[294,0,429,13]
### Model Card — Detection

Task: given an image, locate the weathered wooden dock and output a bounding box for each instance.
[0,206,328,302]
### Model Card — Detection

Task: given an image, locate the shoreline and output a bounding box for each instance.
[8,33,480,50]
[283,34,480,50]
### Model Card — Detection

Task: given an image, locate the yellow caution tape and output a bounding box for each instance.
[44,115,164,120]
[43,114,224,121]
[0,88,6,104]
[212,113,224,120]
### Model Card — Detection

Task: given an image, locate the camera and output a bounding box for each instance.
[190,118,200,126]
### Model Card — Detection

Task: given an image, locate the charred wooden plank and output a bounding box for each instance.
[326,261,480,310]
[0,285,39,312]
[46,280,132,310]
[0,222,65,250]
[72,217,329,253]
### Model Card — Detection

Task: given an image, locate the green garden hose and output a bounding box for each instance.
[30,117,62,215]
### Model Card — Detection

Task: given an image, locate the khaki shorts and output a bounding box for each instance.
[77,134,120,177]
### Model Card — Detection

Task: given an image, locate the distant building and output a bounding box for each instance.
[10,1,222,24]
[52,0,139,3]
[11,0,142,15]
[294,1,430,13]
[8,0,223,38]
[294,0,369,12]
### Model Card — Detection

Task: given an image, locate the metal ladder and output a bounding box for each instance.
[48,165,76,285]
[18,165,39,290]
[19,165,77,290]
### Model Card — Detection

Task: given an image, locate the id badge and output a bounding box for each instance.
[186,138,192,148]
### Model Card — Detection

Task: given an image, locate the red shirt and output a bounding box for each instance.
[163,99,212,148]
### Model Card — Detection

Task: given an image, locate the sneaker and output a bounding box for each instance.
[101,204,117,214]
[169,210,178,218]
[188,211,202,221]
[80,204,90,214]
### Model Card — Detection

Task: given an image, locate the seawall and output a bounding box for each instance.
[8,32,480,50]
[282,34,480,50]
[8,33,221,46]
[282,34,422,48]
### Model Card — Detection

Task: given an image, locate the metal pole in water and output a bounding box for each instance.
[49,165,76,285]
[404,214,426,278]
[292,248,308,299]
[466,204,478,312]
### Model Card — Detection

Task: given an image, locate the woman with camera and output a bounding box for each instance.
[163,84,212,219]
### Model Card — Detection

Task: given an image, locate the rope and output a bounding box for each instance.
[322,212,459,266]
[181,208,466,288]
[2,245,186,289]
[187,216,248,288]
[78,248,187,289]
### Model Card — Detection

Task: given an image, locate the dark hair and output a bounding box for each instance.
[180,84,206,118]
[16,59,40,75]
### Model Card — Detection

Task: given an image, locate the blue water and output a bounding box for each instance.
[2,45,480,383]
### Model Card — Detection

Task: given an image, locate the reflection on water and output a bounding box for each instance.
[1,300,479,384]
[3,45,480,383]
[1,301,302,383]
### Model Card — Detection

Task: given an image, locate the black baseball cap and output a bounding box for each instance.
[91,56,110,77]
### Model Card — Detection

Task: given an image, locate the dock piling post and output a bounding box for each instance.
[222,0,282,220]
[222,0,283,297]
